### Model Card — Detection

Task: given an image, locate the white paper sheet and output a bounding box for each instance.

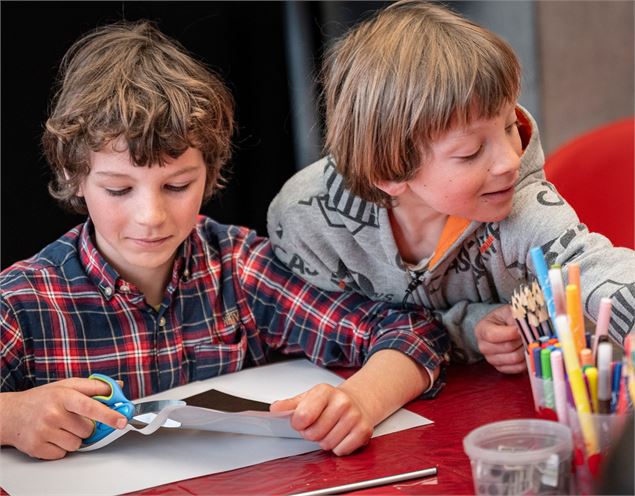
[0,359,432,496]
[167,406,301,437]
[79,400,301,452]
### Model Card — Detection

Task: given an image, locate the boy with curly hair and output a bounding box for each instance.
[0,20,448,460]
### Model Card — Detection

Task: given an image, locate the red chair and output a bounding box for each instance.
[544,117,635,249]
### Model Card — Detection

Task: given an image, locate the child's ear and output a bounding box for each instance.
[74,180,84,198]
[375,179,408,197]
[64,169,84,197]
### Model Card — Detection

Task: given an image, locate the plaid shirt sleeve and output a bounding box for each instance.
[231,230,450,396]
[0,290,29,392]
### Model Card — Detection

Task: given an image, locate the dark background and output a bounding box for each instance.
[0,1,482,269]
[0,1,380,268]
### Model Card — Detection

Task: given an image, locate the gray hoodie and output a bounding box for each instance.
[267,107,635,362]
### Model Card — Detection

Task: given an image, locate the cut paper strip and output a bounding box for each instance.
[80,389,297,452]
[167,405,299,438]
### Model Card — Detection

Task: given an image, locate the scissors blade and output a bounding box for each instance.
[131,399,184,417]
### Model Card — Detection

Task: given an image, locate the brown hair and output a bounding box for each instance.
[43,20,235,214]
[322,0,521,207]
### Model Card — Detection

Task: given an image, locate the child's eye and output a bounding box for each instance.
[506,120,520,133]
[458,146,483,161]
[105,188,131,197]
[165,183,190,193]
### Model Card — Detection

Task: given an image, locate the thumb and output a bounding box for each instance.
[270,392,307,412]
[492,304,514,325]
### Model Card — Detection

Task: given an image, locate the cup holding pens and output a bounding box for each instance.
[566,407,628,495]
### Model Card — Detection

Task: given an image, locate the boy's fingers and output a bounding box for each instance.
[479,336,522,356]
[486,345,525,366]
[46,426,84,453]
[290,387,331,431]
[331,428,369,456]
[62,392,128,430]
[498,305,515,325]
[52,377,114,397]
[34,443,68,461]
[312,412,353,448]
[495,361,528,374]
[301,400,342,442]
[270,393,304,412]
[481,324,521,344]
[62,410,98,439]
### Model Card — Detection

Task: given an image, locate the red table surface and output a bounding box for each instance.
[130,361,535,496]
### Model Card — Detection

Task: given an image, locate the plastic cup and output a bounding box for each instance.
[463,419,573,495]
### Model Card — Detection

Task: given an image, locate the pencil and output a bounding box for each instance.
[511,291,535,345]
[292,467,438,495]
[531,280,554,336]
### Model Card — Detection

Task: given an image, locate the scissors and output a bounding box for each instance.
[84,373,183,446]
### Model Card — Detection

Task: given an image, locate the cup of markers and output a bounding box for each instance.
[512,247,635,494]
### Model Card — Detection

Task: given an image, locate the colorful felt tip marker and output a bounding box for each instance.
[548,266,567,318]
[584,366,599,414]
[616,358,629,415]
[550,349,568,424]
[611,361,623,413]
[592,297,612,363]
[579,348,593,368]
[597,341,613,414]
[566,284,586,353]
[541,347,554,409]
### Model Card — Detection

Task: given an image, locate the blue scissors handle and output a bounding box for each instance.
[83,373,135,445]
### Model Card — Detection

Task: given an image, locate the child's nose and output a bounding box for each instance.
[492,140,521,176]
[135,193,167,226]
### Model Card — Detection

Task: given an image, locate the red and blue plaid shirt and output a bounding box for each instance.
[1,216,448,399]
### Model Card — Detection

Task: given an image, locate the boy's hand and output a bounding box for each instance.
[475,305,526,374]
[270,383,373,456]
[271,349,431,456]
[0,378,128,460]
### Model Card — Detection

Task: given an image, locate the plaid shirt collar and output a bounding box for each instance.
[77,218,194,302]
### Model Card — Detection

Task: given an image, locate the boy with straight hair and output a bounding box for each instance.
[268,0,635,370]
[0,20,449,460]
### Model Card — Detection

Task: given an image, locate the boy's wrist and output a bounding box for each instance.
[338,350,433,425]
[0,391,19,447]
